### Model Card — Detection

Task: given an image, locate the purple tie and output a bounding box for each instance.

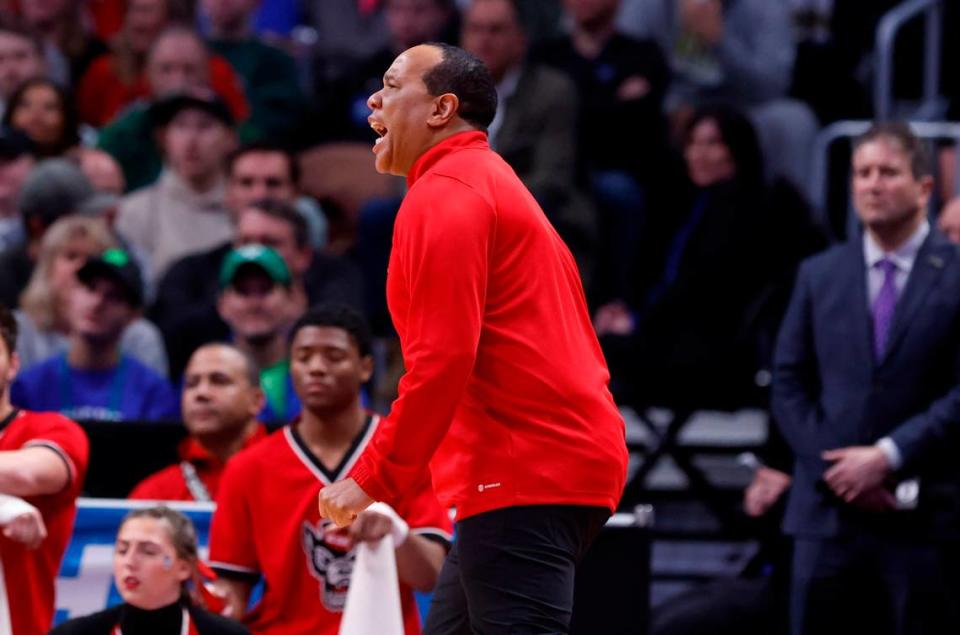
[872,258,898,359]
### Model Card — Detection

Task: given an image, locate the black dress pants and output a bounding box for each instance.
[791,535,960,635]
[422,504,610,635]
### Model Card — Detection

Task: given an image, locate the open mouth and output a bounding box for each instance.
[370,121,388,145]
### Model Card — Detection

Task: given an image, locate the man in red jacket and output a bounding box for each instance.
[318,43,628,633]
[129,343,267,502]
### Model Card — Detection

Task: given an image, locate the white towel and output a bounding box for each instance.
[339,535,404,635]
[0,494,36,635]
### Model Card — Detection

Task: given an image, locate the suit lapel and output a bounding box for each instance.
[881,231,953,363]
[842,239,876,369]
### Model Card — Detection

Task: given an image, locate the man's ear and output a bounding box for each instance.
[249,386,266,418]
[428,93,460,128]
[293,245,312,274]
[359,355,374,384]
[216,292,229,321]
[919,174,935,199]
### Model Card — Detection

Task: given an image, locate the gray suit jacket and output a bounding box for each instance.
[493,64,597,280]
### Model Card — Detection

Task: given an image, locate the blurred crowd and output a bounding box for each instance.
[0,0,952,423]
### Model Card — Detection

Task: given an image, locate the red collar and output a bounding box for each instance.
[179,424,267,467]
[406,130,489,189]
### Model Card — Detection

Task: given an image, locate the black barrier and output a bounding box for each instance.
[572,505,653,635]
[79,420,187,498]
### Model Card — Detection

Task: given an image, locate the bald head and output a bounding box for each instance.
[189,343,259,386]
[181,343,263,441]
[146,27,211,98]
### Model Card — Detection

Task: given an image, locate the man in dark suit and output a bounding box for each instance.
[773,122,960,635]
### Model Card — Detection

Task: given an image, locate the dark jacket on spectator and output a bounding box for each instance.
[605,174,825,408]
[152,241,364,378]
[534,32,669,177]
[0,244,33,309]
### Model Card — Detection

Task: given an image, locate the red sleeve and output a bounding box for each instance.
[89,0,125,39]
[209,56,250,123]
[394,473,453,544]
[75,56,113,126]
[209,459,260,579]
[23,414,89,495]
[351,175,493,503]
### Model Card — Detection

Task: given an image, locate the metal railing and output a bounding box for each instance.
[808,120,960,236]
[874,0,944,120]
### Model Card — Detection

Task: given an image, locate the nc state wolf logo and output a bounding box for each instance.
[302,519,356,611]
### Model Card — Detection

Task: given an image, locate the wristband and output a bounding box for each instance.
[367,502,409,546]
[0,494,38,524]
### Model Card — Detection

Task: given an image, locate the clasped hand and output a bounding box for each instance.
[822,445,894,511]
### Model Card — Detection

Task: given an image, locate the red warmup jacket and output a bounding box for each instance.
[351,131,628,520]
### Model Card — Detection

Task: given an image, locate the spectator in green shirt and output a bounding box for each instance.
[201,0,305,143]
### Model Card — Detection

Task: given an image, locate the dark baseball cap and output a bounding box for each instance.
[76,248,144,307]
[150,89,235,129]
[18,158,94,225]
[219,245,291,289]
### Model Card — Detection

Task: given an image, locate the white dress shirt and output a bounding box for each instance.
[862,220,929,308]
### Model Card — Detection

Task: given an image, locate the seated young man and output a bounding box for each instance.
[129,343,267,501]
[209,304,451,634]
[12,248,178,422]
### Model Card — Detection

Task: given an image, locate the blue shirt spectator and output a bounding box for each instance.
[11,247,177,422]
[12,353,178,422]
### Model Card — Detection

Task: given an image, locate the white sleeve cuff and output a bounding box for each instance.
[366,502,409,546]
[877,437,903,471]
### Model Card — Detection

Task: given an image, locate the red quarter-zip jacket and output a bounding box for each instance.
[351,131,628,520]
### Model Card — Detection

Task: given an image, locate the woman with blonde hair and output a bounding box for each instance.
[50,506,248,634]
[15,215,168,375]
